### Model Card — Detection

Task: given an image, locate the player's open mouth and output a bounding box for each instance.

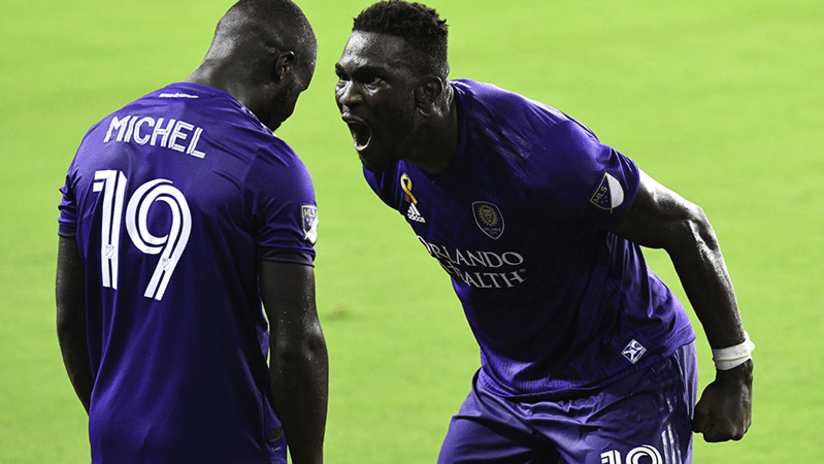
[343,116,372,152]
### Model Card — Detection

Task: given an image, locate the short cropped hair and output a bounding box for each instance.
[353,1,449,79]
[216,0,317,75]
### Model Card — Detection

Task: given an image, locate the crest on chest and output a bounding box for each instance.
[472,201,504,239]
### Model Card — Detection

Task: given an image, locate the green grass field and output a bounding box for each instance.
[1,0,821,462]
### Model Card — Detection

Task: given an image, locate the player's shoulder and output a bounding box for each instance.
[453,78,586,126]
[85,82,258,138]
[451,79,580,165]
[255,135,310,178]
[456,80,602,159]
[144,83,305,167]
[451,79,564,120]
[451,79,526,114]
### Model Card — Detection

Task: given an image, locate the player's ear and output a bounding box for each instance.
[415,77,444,115]
[272,51,295,83]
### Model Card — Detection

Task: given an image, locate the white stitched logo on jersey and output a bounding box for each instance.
[407,203,426,223]
[158,93,199,99]
[302,205,318,245]
[472,201,504,239]
[590,172,625,212]
[622,339,647,364]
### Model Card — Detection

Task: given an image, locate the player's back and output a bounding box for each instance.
[60,82,311,463]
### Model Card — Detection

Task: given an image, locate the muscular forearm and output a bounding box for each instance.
[56,236,93,413]
[609,170,748,348]
[270,332,329,464]
[57,319,94,413]
[665,212,747,348]
[259,261,328,462]
[609,170,753,440]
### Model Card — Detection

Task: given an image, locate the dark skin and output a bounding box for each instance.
[336,31,752,442]
[56,237,92,414]
[335,32,456,175]
[258,260,328,464]
[609,171,753,442]
[57,10,327,464]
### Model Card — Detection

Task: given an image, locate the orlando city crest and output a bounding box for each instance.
[472,201,504,240]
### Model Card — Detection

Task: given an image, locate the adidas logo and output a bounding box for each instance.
[406,203,426,223]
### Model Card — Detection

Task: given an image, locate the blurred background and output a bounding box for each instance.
[1,0,821,462]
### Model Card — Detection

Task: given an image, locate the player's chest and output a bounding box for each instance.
[394,168,537,248]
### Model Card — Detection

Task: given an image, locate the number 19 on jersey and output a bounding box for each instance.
[93,170,191,301]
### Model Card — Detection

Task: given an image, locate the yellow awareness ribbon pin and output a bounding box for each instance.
[400,173,417,204]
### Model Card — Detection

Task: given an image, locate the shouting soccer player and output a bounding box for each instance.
[334,1,753,463]
[56,1,327,463]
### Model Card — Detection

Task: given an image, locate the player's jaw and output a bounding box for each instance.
[340,110,404,173]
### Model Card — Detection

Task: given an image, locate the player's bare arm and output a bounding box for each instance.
[608,169,753,442]
[259,260,328,464]
[56,236,93,414]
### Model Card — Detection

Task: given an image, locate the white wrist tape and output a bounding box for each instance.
[712,331,755,370]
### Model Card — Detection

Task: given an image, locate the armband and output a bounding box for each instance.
[712,331,755,370]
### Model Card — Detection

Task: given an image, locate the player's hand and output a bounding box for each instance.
[692,359,753,442]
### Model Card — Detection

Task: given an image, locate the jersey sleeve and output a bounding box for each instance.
[58,126,99,238]
[530,120,640,228]
[247,143,318,266]
[58,164,79,238]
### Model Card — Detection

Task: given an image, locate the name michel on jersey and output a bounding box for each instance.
[103,115,207,159]
[417,236,527,289]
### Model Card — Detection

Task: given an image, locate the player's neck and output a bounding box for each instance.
[185,62,253,106]
[407,91,459,176]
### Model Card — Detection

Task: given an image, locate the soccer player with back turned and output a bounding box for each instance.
[56,1,327,463]
[334,1,753,463]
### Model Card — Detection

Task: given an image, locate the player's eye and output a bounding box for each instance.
[362,74,383,86]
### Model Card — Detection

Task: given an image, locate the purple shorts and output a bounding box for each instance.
[438,343,698,464]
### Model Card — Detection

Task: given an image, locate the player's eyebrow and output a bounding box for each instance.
[335,62,387,78]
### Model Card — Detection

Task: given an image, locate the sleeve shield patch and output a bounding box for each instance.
[302,205,318,245]
[589,172,625,212]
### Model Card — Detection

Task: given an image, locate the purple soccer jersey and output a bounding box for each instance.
[364,79,695,398]
[58,83,318,463]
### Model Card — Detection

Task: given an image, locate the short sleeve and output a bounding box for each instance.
[58,160,80,238]
[247,144,318,266]
[529,120,640,228]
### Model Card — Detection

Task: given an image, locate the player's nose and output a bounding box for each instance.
[335,80,363,108]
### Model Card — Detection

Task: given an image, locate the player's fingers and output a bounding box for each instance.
[692,401,711,433]
[728,420,750,441]
[705,432,725,443]
[699,417,749,442]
